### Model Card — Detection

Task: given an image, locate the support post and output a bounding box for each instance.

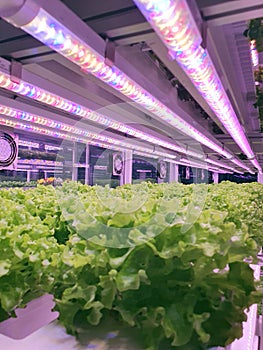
[122,150,133,185]
[169,163,179,183]
[72,142,78,181]
[26,170,30,182]
[85,144,90,185]
[213,172,219,184]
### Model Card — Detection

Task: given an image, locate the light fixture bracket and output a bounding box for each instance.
[104,39,115,68]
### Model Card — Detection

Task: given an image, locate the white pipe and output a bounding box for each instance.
[1,0,41,28]
[0,0,24,18]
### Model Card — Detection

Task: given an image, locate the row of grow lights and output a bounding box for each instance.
[0,66,246,174]
[0,0,258,173]
[0,67,244,171]
[133,0,261,172]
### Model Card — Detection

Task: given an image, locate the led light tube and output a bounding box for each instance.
[133,0,261,173]
[0,116,122,150]
[19,139,62,151]
[0,65,248,170]
[133,151,159,159]
[0,71,249,172]
[0,53,249,172]
[164,158,231,174]
[0,70,202,160]
[18,139,39,148]
[1,4,247,166]
[175,156,243,174]
[205,158,242,173]
[45,145,63,151]
[0,102,178,159]
[180,157,235,173]
[0,113,176,160]
[11,76,242,175]
[19,159,63,166]
[6,66,244,176]
[208,168,231,174]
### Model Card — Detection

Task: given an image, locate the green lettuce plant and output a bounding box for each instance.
[0,181,262,349]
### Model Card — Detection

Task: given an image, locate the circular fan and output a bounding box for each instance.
[0,133,18,168]
[113,153,123,175]
[158,161,167,179]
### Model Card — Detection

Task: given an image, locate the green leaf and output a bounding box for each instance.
[0,260,11,277]
[63,285,97,305]
[86,301,104,325]
[0,181,262,350]
[99,274,116,309]
[162,303,193,346]
[116,272,140,292]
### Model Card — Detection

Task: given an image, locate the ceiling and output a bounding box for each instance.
[0,0,262,171]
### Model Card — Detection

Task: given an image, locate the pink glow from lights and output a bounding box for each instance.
[19,139,39,148]
[0,117,117,149]
[180,157,243,173]
[166,156,243,174]
[45,145,63,151]
[17,8,238,161]
[133,0,261,172]
[180,157,208,168]
[180,157,230,173]
[19,139,62,151]
[19,159,63,166]
[0,103,177,157]
[0,111,176,160]
[0,66,247,172]
[133,0,202,53]
[0,71,202,160]
[0,72,252,173]
[204,158,237,172]
[208,168,230,174]
[164,157,231,174]
[133,151,159,159]
[250,40,259,67]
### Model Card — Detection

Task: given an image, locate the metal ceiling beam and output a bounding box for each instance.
[198,0,263,26]
[63,0,148,40]
[61,0,136,19]
[0,35,42,56]
[85,7,147,35]
[112,32,155,46]
[10,46,53,61]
